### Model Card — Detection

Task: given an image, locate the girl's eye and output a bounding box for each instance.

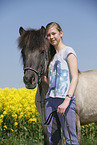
[52,33,56,35]
[47,32,56,38]
[47,34,50,37]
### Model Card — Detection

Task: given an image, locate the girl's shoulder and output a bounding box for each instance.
[63,46,77,57]
[59,46,77,60]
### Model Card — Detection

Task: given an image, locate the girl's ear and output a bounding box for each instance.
[60,31,63,38]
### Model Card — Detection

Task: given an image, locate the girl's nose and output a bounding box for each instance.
[50,34,53,39]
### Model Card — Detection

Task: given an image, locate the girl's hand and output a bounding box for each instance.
[42,75,49,84]
[57,97,71,116]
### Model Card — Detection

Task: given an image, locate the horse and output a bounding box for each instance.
[18,26,97,145]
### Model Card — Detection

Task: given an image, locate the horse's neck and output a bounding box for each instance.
[38,80,49,100]
[39,45,55,96]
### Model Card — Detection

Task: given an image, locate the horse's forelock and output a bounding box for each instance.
[18,29,47,51]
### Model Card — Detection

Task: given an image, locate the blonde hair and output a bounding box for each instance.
[46,22,62,32]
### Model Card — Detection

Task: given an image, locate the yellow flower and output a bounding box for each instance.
[3,125,7,129]
[0,114,4,119]
[19,112,24,119]
[82,126,85,129]
[0,119,3,125]
[3,111,7,115]
[12,114,18,120]
[14,122,18,126]
[85,124,89,127]
[29,118,37,123]
[11,129,14,132]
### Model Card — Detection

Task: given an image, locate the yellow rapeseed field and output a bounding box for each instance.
[0,88,97,144]
[0,88,39,127]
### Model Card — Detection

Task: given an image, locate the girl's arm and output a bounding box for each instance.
[57,54,78,115]
[66,53,78,97]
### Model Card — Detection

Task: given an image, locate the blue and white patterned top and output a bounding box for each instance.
[47,46,77,99]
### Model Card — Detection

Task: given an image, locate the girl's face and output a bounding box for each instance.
[46,26,63,47]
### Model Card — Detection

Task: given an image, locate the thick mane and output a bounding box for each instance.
[18,29,47,51]
[18,27,56,61]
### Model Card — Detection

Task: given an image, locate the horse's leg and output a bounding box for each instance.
[76,113,82,145]
[35,87,49,145]
[41,121,49,145]
[40,100,49,145]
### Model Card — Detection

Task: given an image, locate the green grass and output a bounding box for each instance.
[81,136,97,145]
[0,135,97,145]
[0,122,97,145]
[0,135,44,145]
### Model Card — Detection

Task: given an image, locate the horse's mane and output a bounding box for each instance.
[18,28,49,51]
[18,27,56,60]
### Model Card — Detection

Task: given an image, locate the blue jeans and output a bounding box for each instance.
[45,97,79,145]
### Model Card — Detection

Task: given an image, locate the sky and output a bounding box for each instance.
[0,0,97,89]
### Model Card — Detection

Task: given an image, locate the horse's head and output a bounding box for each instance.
[18,26,51,89]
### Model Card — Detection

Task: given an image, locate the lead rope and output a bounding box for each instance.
[44,110,72,145]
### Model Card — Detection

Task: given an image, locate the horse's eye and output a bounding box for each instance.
[41,50,45,55]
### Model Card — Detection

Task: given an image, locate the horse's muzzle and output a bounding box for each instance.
[23,74,38,89]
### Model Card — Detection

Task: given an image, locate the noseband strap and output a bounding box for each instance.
[24,67,41,84]
[24,67,39,75]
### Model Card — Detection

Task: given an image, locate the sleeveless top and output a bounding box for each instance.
[46,46,77,99]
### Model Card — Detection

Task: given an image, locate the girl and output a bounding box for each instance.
[45,22,79,145]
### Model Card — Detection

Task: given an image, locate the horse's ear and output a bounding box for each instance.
[41,26,46,36]
[19,27,25,35]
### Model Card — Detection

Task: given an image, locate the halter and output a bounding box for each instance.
[24,49,48,85]
[24,67,42,84]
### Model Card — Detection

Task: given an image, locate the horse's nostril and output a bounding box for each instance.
[23,75,36,85]
[32,77,35,82]
[23,76,28,84]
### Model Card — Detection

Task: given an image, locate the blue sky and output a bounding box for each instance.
[0,0,97,89]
